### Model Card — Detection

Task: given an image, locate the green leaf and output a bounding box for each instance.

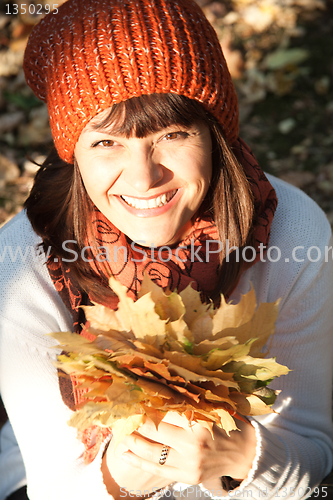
[264,48,309,70]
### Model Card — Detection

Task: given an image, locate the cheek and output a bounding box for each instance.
[194,159,213,193]
[78,160,116,196]
[79,170,100,197]
[203,159,213,192]
[190,144,212,185]
[177,148,212,185]
[202,162,213,184]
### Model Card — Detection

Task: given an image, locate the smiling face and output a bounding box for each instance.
[74,108,212,247]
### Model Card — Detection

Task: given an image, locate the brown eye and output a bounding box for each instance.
[93,139,115,147]
[165,132,179,140]
[164,131,189,141]
[100,140,115,147]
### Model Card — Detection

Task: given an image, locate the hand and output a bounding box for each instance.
[104,433,171,497]
[117,412,256,488]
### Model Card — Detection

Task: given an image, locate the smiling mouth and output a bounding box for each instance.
[121,190,178,210]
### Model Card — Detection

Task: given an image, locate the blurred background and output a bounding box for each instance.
[0,0,333,227]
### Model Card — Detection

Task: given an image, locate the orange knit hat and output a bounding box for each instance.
[23,0,239,163]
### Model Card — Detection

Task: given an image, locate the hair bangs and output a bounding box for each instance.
[92,93,211,137]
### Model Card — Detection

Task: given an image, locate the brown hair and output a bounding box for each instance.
[24,93,254,301]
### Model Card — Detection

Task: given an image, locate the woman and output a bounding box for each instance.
[0,0,332,499]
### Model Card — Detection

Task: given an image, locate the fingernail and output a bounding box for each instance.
[121,452,134,464]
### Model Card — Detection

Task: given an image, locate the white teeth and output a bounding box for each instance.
[121,190,177,209]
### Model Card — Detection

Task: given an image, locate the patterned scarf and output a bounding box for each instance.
[47,137,278,462]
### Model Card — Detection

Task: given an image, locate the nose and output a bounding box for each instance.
[124,146,164,193]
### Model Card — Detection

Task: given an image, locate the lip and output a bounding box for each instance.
[115,189,181,217]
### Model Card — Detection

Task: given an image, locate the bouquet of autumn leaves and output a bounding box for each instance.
[51,276,289,444]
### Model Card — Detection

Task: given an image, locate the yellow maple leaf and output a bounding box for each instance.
[111,414,146,446]
[82,303,124,333]
[179,284,211,328]
[212,286,257,334]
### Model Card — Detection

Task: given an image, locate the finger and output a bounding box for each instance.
[122,433,178,467]
[137,415,210,454]
[111,440,129,458]
[161,412,206,436]
[121,447,180,482]
[162,411,193,427]
[162,412,212,437]
[136,418,187,450]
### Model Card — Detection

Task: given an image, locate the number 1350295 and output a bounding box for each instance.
[5,4,58,15]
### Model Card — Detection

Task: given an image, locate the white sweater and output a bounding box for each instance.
[0,175,332,500]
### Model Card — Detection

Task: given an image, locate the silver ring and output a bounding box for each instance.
[159,445,170,465]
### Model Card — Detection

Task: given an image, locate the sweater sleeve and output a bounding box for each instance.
[228,176,333,499]
[0,212,113,500]
[0,420,26,500]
